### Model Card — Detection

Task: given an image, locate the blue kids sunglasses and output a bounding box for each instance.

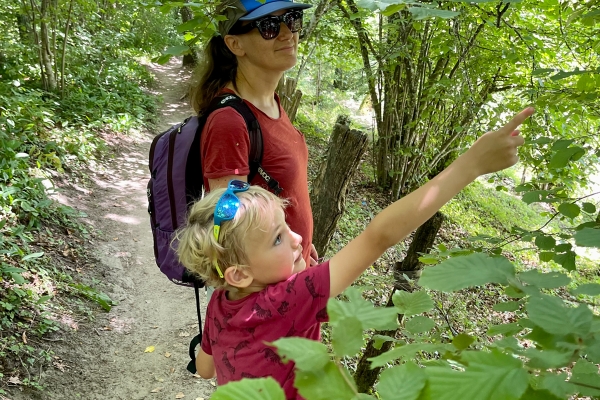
[212,180,250,278]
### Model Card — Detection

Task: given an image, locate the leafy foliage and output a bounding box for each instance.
[0,0,175,391]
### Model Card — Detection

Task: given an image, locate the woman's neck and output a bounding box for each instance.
[228,66,282,118]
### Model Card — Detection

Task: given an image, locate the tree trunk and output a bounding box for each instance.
[353,212,445,394]
[310,118,369,256]
[180,5,198,66]
[276,76,302,123]
[16,13,31,43]
[40,0,57,91]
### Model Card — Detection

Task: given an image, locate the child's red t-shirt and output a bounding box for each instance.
[201,262,331,399]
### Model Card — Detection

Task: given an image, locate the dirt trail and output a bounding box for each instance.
[9,59,215,400]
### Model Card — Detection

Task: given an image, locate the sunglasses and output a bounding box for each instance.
[212,180,250,278]
[229,10,303,40]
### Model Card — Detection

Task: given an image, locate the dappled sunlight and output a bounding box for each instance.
[104,213,141,225]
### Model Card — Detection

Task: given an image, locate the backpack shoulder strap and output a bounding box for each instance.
[201,94,283,195]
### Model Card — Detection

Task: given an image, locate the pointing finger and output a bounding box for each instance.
[499,107,535,135]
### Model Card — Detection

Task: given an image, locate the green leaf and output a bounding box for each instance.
[295,361,357,400]
[328,288,398,330]
[369,343,451,368]
[522,191,546,204]
[493,301,520,312]
[487,323,523,337]
[408,7,460,20]
[163,45,190,56]
[22,252,44,261]
[518,387,563,400]
[70,284,113,312]
[377,361,426,400]
[553,250,577,271]
[548,147,585,169]
[372,335,396,350]
[538,373,577,398]
[332,317,364,357]
[571,283,600,296]
[523,348,574,369]
[574,228,600,248]
[534,234,555,250]
[569,360,600,396]
[452,333,475,350]
[10,272,25,284]
[582,202,597,214]
[405,316,435,334]
[392,290,434,317]
[557,203,580,219]
[419,253,515,292]
[420,350,529,400]
[352,395,377,400]
[212,377,285,400]
[36,295,52,304]
[526,295,592,336]
[518,270,571,289]
[539,252,554,262]
[271,337,329,371]
[1,267,25,273]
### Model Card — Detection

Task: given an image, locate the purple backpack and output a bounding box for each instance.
[146,94,282,374]
[147,94,268,286]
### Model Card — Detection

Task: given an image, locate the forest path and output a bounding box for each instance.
[10,59,215,400]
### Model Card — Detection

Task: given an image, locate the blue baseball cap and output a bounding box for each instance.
[218,0,312,36]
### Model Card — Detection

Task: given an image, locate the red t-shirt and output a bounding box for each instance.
[201,262,330,399]
[200,91,313,264]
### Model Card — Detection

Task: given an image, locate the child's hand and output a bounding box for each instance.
[463,107,534,176]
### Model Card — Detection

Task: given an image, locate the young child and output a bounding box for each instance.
[176,107,534,399]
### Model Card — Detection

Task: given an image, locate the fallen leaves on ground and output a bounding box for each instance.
[175,392,185,399]
[144,345,155,353]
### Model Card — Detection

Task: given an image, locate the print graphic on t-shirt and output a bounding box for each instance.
[277,300,291,316]
[286,274,298,295]
[210,336,218,347]
[232,340,250,360]
[316,306,328,322]
[241,371,260,379]
[223,312,233,326]
[304,275,324,299]
[285,321,297,337]
[259,347,284,366]
[214,317,224,333]
[242,326,256,339]
[222,351,235,375]
[252,303,272,319]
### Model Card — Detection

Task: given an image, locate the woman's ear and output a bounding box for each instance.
[224,35,245,57]
[223,265,253,288]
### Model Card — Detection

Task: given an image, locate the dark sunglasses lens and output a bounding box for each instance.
[284,11,302,32]
[215,193,240,220]
[257,18,280,39]
[229,180,249,190]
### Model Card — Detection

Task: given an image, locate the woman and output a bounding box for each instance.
[190,0,318,267]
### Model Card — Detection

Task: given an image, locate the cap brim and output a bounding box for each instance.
[240,1,312,21]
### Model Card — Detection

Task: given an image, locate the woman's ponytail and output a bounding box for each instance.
[190,35,238,114]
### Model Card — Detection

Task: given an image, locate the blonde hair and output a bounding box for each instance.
[176,186,287,289]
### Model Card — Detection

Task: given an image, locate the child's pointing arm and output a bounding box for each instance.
[328,107,535,298]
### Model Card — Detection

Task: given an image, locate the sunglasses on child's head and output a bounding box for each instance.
[229,10,304,40]
[212,180,250,278]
